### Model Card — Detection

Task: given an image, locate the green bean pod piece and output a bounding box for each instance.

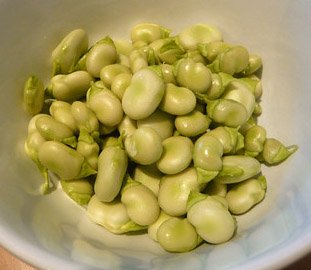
[175,58,212,94]
[157,217,201,253]
[121,177,160,226]
[133,164,162,196]
[51,29,89,75]
[175,110,211,137]
[94,144,128,202]
[215,155,261,184]
[262,138,298,165]
[160,83,196,116]
[85,36,118,78]
[157,136,193,175]
[122,68,165,120]
[124,127,163,165]
[49,101,78,133]
[38,141,97,180]
[87,87,123,127]
[226,176,267,215]
[47,70,93,102]
[137,110,174,140]
[87,195,145,234]
[61,178,94,205]
[99,64,131,88]
[158,167,201,216]
[131,23,170,44]
[187,191,236,244]
[35,114,77,147]
[23,75,45,115]
[178,23,222,51]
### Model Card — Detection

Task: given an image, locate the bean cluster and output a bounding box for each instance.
[23,23,298,252]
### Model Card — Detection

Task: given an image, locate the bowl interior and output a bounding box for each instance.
[0,0,311,269]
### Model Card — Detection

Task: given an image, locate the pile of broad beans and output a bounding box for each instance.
[23,23,298,252]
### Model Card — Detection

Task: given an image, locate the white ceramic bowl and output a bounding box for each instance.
[0,0,310,269]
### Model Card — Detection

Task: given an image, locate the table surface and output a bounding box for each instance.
[0,245,310,270]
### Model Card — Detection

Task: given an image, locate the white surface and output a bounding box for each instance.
[0,0,310,269]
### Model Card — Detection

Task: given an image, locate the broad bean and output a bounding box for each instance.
[124,127,163,165]
[49,101,78,133]
[187,192,236,244]
[226,176,267,214]
[175,58,212,94]
[121,178,160,226]
[244,125,266,157]
[178,23,222,50]
[111,73,132,100]
[76,130,100,170]
[87,87,123,127]
[131,23,170,44]
[207,99,248,127]
[122,68,165,120]
[262,138,298,165]
[133,164,162,196]
[137,110,174,140]
[215,155,261,184]
[85,36,118,78]
[38,141,96,180]
[175,110,211,137]
[51,29,88,75]
[99,64,131,88]
[158,167,200,216]
[94,145,128,202]
[157,136,193,174]
[160,83,196,116]
[87,195,145,234]
[208,126,244,154]
[148,211,172,242]
[71,101,99,133]
[47,70,93,102]
[157,217,200,252]
[35,114,77,147]
[118,115,137,138]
